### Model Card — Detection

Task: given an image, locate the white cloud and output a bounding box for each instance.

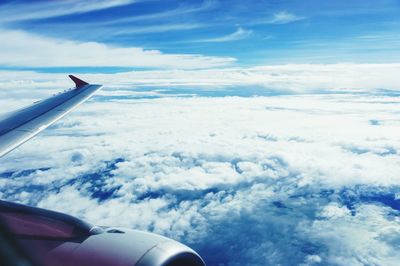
[0,0,136,22]
[308,204,400,265]
[93,0,218,26]
[267,11,305,24]
[1,69,400,265]
[0,29,235,69]
[319,203,351,219]
[1,63,400,94]
[195,27,252,43]
[113,23,205,35]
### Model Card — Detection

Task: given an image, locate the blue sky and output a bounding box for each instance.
[1,0,400,72]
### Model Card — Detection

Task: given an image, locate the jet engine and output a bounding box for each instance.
[0,200,205,266]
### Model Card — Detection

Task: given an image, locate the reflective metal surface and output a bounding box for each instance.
[0,81,102,157]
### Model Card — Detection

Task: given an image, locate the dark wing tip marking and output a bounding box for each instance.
[69,75,89,88]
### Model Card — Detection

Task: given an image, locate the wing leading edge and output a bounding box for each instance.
[0,75,102,158]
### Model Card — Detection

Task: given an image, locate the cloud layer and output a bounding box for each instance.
[1,85,399,265]
[1,63,400,94]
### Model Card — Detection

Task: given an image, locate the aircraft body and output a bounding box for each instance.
[0,76,205,266]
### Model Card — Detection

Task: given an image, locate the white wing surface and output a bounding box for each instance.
[0,75,102,157]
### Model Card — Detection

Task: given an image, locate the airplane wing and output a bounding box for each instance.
[0,75,102,158]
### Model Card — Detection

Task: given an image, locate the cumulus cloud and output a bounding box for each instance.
[1,90,400,265]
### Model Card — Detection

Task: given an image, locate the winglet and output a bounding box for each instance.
[69,75,88,88]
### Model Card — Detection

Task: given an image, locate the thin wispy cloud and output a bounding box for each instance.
[0,0,137,23]
[266,11,305,24]
[194,27,252,43]
[92,0,218,26]
[113,23,205,35]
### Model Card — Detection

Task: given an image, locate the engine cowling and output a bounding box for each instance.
[0,200,205,266]
[46,227,205,266]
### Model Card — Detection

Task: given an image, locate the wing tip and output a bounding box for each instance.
[69,75,89,88]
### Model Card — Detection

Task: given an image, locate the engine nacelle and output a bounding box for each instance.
[0,200,205,266]
[46,227,205,266]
